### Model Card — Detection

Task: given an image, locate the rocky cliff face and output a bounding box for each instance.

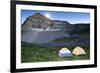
[51,20,70,29]
[22,13,51,33]
[21,13,70,33]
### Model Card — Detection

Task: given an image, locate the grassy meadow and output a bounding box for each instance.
[21,43,90,63]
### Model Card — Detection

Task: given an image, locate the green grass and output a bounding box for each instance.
[21,43,90,63]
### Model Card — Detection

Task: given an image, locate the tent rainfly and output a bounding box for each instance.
[72,46,86,56]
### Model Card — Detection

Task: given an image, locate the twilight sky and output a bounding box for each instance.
[21,10,90,24]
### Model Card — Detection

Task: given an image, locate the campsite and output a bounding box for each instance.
[21,11,90,63]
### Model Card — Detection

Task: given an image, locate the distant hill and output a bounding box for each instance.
[68,24,90,35]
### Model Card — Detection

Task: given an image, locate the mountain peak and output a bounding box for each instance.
[34,13,43,16]
[31,13,50,20]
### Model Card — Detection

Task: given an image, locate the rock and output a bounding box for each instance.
[72,46,86,56]
[58,47,72,57]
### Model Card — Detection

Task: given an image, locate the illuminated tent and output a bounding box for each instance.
[58,47,72,57]
[72,46,86,56]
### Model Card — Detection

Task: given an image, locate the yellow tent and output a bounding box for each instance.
[72,46,86,56]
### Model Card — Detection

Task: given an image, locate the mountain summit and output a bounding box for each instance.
[31,13,51,20]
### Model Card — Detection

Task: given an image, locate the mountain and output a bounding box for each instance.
[21,13,70,33]
[22,13,51,33]
[21,13,90,44]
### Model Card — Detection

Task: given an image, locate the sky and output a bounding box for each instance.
[21,10,90,24]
